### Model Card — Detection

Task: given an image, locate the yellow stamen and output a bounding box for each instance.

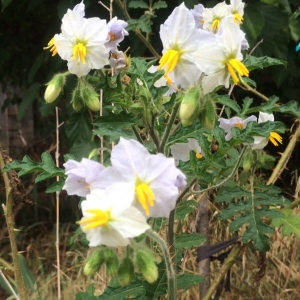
[108,32,116,41]
[164,74,173,85]
[158,49,180,74]
[43,37,57,56]
[136,182,155,216]
[211,18,220,33]
[73,42,87,64]
[77,209,110,229]
[233,13,243,24]
[235,122,243,129]
[196,152,203,159]
[227,59,249,84]
[269,132,282,146]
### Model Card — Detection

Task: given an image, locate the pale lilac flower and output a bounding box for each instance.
[63,158,105,197]
[219,115,257,141]
[105,17,128,51]
[170,138,203,166]
[54,9,109,77]
[190,4,205,29]
[98,138,187,218]
[109,48,127,74]
[79,182,150,247]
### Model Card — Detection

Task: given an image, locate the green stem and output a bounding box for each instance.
[202,244,242,300]
[239,81,269,102]
[146,230,176,300]
[191,147,247,194]
[290,197,300,209]
[0,149,28,300]
[267,122,300,185]
[158,102,180,154]
[114,0,161,59]
[132,125,144,145]
[167,209,175,265]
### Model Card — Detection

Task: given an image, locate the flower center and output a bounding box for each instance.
[108,32,116,41]
[135,182,155,216]
[43,37,57,56]
[196,152,203,159]
[227,58,249,85]
[73,42,87,64]
[78,209,111,229]
[235,122,243,129]
[269,132,282,146]
[211,18,220,33]
[158,49,180,74]
[233,12,243,24]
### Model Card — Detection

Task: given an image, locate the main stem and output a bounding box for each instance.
[146,230,176,300]
[0,149,28,300]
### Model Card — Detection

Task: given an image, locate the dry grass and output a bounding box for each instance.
[1,205,300,300]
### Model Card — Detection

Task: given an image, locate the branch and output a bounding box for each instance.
[0,148,28,300]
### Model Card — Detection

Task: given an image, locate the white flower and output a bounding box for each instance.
[78,182,150,247]
[190,4,205,29]
[105,17,128,51]
[97,138,186,218]
[219,115,257,141]
[63,158,105,197]
[252,112,282,150]
[170,138,203,165]
[228,0,244,24]
[194,18,249,94]
[158,3,215,88]
[54,9,109,77]
[147,65,177,96]
[202,1,228,33]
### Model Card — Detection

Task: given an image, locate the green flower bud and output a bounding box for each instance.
[84,248,104,276]
[135,248,158,284]
[71,87,83,111]
[118,257,134,286]
[200,95,216,130]
[81,83,100,112]
[103,248,119,275]
[44,73,67,103]
[179,87,202,126]
[243,150,253,172]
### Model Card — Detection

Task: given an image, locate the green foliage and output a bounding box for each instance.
[216,181,288,251]
[177,273,205,290]
[244,55,286,71]
[75,284,97,300]
[175,233,206,249]
[175,200,197,220]
[272,208,300,238]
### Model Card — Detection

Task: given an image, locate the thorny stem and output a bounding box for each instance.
[114,0,161,59]
[55,107,62,300]
[239,81,270,102]
[0,149,28,300]
[146,230,176,300]
[202,244,242,300]
[267,121,300,185]
[132,125,144,145]
[191,147,247,194]
[158,102,180,154]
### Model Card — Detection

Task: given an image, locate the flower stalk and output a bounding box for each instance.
[146,229,176,300]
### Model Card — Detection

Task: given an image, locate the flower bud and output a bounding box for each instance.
[84,248,104,276]
[200,95,216,130]
[71,87,83,111]
[44,73,67,103]
[243,150,253,172]
[135,248,158,284]
[118,257,134,286]
[81,83,100,112]
[179,87,202,126]
[103,248,119,275]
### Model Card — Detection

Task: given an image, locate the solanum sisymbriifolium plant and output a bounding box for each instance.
[3,1,300,299]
